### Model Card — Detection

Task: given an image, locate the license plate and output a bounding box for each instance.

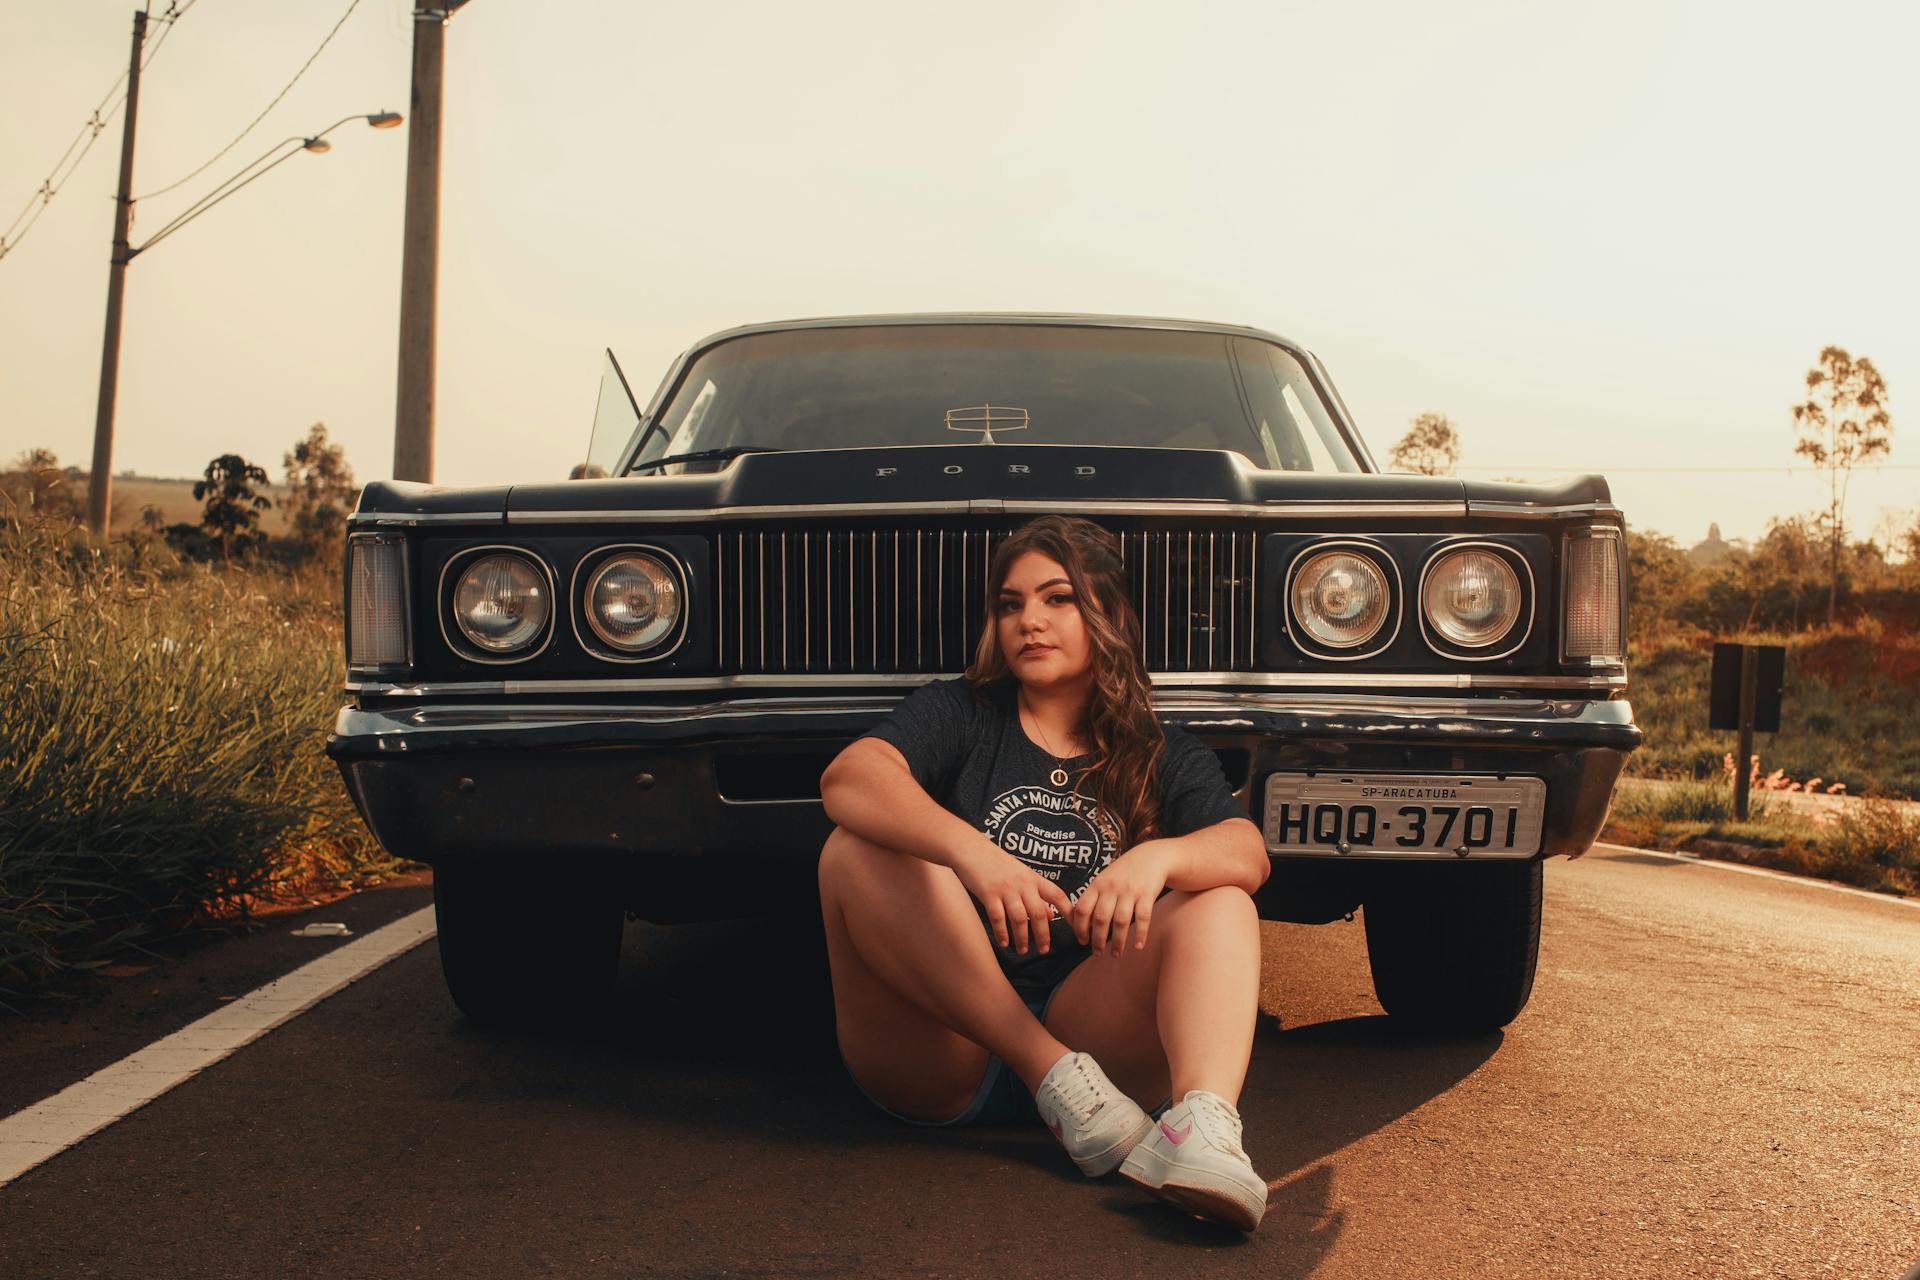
[1262,773,1546,857]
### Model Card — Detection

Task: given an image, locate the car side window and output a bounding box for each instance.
[1231,338,1363,473]
[1283,383,1343,473]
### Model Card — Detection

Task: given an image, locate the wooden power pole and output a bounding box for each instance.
[391,2,470,484]
[85,6,150,541]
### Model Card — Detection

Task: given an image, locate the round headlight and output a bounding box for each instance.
[452,553,550,654]
[1423,548,1522,647]
[584,552,681,652]
[1290,550,1390,650]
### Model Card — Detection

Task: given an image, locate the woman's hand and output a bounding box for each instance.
[1071,841,1174,957]
[953,841,1075,957]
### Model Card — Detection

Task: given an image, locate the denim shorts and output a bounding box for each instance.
[843,984,1064,1127]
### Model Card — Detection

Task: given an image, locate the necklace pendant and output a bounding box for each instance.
[1049,766,1069,787]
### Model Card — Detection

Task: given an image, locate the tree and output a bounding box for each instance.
[1899,513,1920,571]
[1387,413,1461,476]
[1624,530,1695,645]
[281,422,357,552]
[0,448,82,525]
[1792,346,1892,622]
[193,454,272,561]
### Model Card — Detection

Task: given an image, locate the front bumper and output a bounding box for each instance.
[327,690,1638,899]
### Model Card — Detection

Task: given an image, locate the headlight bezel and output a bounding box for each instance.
[436,545,558,665]
[1416,539,1535,661]
[1560,524,1627,667]
[1283,539,1403,660]
[345,532,413,675]
[569,543,691,663]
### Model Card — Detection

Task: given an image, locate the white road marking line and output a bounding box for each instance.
[0,906,437,1188]
[1594,842,1920,912]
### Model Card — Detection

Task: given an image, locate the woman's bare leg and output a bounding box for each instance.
[818,826,1072,1118]
[1044,887,1262,1106]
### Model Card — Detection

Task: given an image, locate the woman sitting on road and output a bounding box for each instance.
[817,514,1272,1231]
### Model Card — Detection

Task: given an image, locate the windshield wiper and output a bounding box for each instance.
[628,445,785,474]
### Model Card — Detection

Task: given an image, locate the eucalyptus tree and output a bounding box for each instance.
[1792,346,1892,622]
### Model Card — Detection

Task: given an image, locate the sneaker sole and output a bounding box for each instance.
[1118,1143,1266,1231]
[1069,1110,1156,1178]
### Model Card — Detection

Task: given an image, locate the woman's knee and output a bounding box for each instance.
[1162,885,1259,934]
[818,826,954,902]
[818,825,856,889]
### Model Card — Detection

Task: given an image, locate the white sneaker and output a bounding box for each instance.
[1118,1090,1267,1231]
[1032,1051,1154,1177]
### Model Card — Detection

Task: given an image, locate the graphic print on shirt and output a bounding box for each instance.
[981,783,1121,901]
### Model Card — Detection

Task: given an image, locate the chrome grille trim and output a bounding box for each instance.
[1185,531,1194,670]
[714,522,1260,675]
[503,498,1470,523]
[347,670,1630,696]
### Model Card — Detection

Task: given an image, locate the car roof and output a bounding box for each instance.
[616,311,1372,475]
[681,311,1312,356]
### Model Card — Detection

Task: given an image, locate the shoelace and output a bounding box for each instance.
[1050,1055,1109,1125]
[1184,1090,1248,1160]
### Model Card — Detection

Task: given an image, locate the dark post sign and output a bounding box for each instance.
[1709,643,1786,820]
[1709,644,1786,731]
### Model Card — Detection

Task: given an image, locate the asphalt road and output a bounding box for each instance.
[3,849,1917,1279]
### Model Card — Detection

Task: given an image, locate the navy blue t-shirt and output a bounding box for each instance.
[858,676,1248,993]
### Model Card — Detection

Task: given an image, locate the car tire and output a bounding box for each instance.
[1362,857,1542,1031]
[431,860,624,1027]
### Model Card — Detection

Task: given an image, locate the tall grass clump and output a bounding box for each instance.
[1817,799,1920,896]
[0,517,398,993]
[1610,778,1771,825]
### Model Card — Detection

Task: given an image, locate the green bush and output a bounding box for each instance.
[0,518,396,995]
[1625,629,1920,801]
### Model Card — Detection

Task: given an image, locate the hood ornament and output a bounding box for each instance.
[945,404,1029,445]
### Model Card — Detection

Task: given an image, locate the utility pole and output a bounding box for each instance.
[391,2,470,484]
[85,6,149,541]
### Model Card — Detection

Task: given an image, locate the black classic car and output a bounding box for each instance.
[327,314,1639,1029]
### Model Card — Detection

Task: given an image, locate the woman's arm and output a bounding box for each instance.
[820,739,1073,955]
[1069,818,1269,956]
[820,738,987,872]
[1155,817,1270,896]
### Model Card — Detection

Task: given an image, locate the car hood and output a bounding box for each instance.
[350,444,1612,521]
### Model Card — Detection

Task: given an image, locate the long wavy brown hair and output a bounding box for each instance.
[964,515,1165,849]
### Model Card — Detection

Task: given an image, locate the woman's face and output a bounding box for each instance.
[995,549,1095,692]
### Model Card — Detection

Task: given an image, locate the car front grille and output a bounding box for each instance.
[713,523,1258,675]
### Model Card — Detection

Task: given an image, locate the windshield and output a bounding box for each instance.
[624,324,1362,475]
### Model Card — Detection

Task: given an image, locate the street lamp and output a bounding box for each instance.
[85,111,405,539]
[124,113,404,262]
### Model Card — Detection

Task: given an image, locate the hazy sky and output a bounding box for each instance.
[3,0,1915,544]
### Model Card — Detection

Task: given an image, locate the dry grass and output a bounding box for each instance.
[0,517,400,997]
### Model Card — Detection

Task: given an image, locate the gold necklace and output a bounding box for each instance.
[1021,690,1076,787]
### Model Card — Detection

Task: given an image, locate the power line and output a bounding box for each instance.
[0,1,191,263]
[133,0,366,204]
[1456,464,1920,475]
